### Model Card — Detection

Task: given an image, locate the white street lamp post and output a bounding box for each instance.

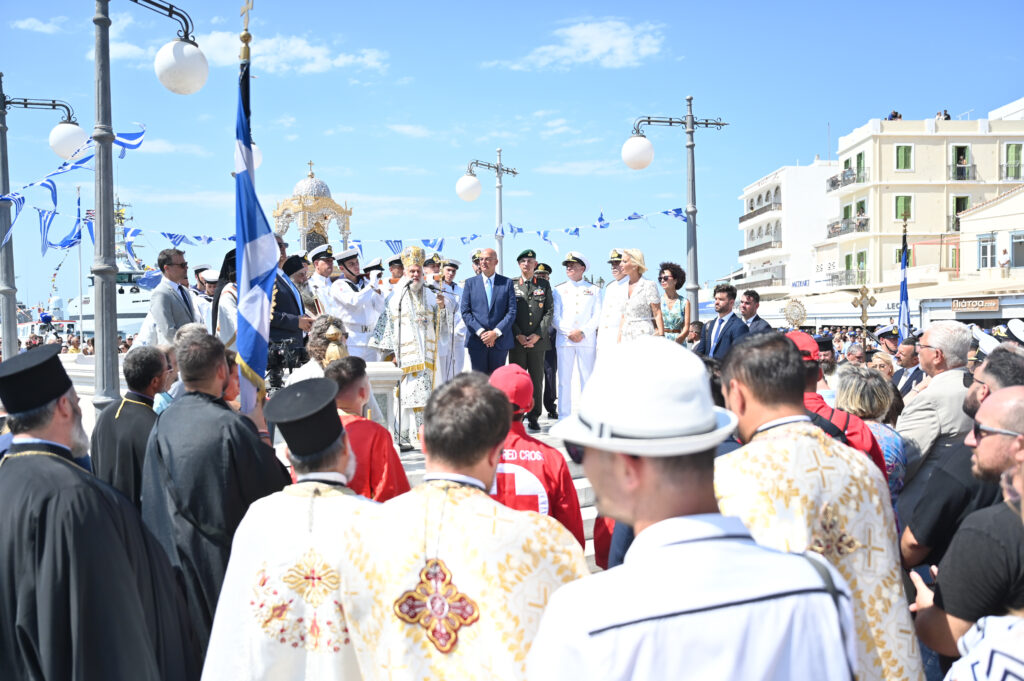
[622,96,727,323]
[0,81,87,360]
[92,0,206,410]
[456,148,518,275]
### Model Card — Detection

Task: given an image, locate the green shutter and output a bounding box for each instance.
[897,146,911,169]
[896,196,912,220]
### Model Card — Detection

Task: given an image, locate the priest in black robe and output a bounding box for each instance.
[0,345,200,681]
[141,331,290,655]
[90,345,169,508]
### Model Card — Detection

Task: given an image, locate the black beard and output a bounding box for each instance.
[820,358,837,373]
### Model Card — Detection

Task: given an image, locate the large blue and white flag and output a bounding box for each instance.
[897,231,911,342]
[233,59,278,411]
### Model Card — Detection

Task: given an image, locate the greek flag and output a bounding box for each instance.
[538,230,560,252]
[190,235,216,245]
[160,232,194,247]
[507,223,524,236]
[460,234,480,245]
[233,59,278,411]
[563,227,580,237]
[51,193,84,249]
[350,239,364,258]
[897,231,911,342]
[593,212,610,229]
[123,227,142,263]
[37,209,57,256]
[662,208,687,222]
[0,193,26,247]
[385,240,404,254]
[626,212,644,220]
[421,238,445,251]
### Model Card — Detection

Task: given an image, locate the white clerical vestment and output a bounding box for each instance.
[201,480,369,681]
[715,422,925,681]
[339,476,589,681]
[370,281,444,410]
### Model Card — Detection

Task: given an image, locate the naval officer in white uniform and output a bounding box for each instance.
[330,248,385,361]
[306,244,338,317]
[551,251,600,419]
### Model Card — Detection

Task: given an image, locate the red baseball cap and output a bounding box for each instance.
[785,330,820,362]
[489,364,534,414]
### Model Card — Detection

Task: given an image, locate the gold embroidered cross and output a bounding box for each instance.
[394,558,479,653]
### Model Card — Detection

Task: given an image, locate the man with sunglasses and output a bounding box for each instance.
[908,387,1024,665]
[901,342,1024,570]
[530,337,858,681]
[150,248,201,345]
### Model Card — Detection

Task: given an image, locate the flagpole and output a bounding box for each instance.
[76,185,83,335]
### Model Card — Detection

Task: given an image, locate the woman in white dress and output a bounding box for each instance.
[617,248,664,342]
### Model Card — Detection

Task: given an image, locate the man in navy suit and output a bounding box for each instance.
[892,337,924,396]
[460,247,517,374]
[694,284,750,360]
[738,289,773,335]
[269,235,313,347]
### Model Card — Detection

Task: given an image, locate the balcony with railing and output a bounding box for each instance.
[826,216,870,239]
[739,236,782,257]
[948,164,976,181]
[825,167,869,192]
[1001,163,1022,181]
[738,201,782,224]
[742,265,786,289]
[828,270,868,287]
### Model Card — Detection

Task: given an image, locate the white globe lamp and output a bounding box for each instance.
[455,174,482,202]
[154,39,209,95]
[621,134,654,170]
[49,121,91,160]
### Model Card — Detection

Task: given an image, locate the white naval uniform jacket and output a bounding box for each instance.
[307,272,337,317]
[528,514,857,681]
[331,276,384,346]
[439,281,467,349]
[552,279,601,348]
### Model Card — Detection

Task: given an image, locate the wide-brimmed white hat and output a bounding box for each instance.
[551,336,737,456]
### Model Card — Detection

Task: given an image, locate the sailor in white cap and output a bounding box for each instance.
[529,338,856,680]
[306,244,338,316]
[330,248,385,361]
[436,258,467,381]
[551,251,600,419]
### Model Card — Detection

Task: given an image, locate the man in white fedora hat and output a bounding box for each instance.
[529,336,856,680]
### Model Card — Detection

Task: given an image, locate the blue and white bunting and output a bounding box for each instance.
[460,234,480,245]
[37,209,57,256]
[123,227,143,263]
[421,237,445,252]
[593,212,610,230]
[661,208,687,222]
[160,232,194,248]
[385,240,404,254]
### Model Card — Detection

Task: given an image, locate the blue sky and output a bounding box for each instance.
[3,1,1021,308]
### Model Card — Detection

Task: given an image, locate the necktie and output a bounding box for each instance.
[898,369,913,390]
[179,286,194,318]
[484,276,493,308]
[711,316,724,349]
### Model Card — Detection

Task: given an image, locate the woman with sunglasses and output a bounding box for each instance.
[657,261,689,344]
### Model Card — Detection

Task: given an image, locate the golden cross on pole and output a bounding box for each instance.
[240,0,254,32]
[307,160,315,177]
[851,285,877,347]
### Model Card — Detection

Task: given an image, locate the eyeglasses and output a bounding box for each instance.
[973,420,1024,441]
[917,343,936,351]
[657,276,672,282]
[963,372,988,389]
[565,441,586,465]
[169,261,188,269]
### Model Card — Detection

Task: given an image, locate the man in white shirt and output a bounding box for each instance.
[437,258,467,381]
[532,338,856,681]
[305,244,337,317]
[552,251,600,419]
[595,248,628,362]
[331,248,384,361]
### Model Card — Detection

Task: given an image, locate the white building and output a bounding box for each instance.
[735,158,838,298]
[812,97,1024,292]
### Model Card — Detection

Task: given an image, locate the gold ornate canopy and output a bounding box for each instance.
[273,161,353,253]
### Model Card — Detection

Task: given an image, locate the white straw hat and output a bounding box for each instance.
[551,336,737,456]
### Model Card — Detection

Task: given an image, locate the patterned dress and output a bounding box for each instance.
[866,421,907,523]
[715,422,925,681]
[618,278,660,342]
[660,296,687,342]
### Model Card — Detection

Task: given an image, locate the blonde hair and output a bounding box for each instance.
[622,248,647,275]
[835,364,893,420]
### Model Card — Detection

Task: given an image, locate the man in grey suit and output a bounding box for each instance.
[150,248,199,345]
[738,289,772,335]
[895,321,973,520]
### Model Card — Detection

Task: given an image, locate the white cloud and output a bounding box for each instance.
[323,125,355,136]
[474,130,516,143]
[108,12,134,40]
[135,139,212,157]
[194,31,388,74]
[285,133,299,142]
[387,124,431,138]
[395,76,414,86]
[276,115,297,129]
[210,16,225,25]
[535,160,624,176]
[485,20,663,71]
[381,166,430,176]
[532,109,557,117]
[541,118,580,138]
[11,17,66,34]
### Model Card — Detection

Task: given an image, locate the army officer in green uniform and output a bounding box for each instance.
[510,249,553,431]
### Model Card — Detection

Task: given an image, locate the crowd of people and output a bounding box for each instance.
[0,235,1022,681]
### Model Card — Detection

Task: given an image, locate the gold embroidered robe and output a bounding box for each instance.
[201,482,368,681]
[339,480,589,680]
[714,422,924,681]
